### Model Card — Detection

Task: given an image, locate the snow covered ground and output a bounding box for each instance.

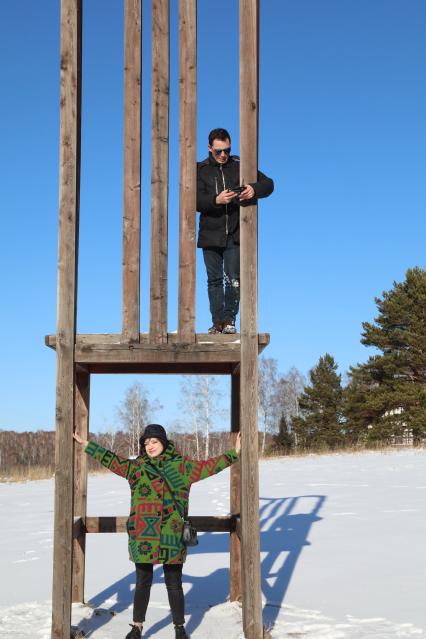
[1,449,425,638]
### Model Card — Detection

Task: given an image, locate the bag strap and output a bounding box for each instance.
[146,460,186,520]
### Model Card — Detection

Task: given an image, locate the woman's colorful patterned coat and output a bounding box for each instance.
[85,440,239,565]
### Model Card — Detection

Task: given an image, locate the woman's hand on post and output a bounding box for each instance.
[73,432,88,447]
[235,432,241,455]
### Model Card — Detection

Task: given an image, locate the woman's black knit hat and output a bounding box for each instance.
[139,423,168,450]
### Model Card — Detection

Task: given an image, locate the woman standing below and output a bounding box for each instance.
[73,423,241,639]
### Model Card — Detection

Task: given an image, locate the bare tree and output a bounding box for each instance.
[101,417,118,451]
[199,376,213,459]
[178,375,225,459]
[275,367,306,448]
[166,418,193,457]
[258,357,280,455]
[116,382,162,456]
[178,377,202,458]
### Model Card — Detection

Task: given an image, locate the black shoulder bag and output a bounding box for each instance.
[148,462,198,547]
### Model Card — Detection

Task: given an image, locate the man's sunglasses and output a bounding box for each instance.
[212,147,231,156]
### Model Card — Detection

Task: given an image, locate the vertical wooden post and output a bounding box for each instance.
[239,1,263,637]
[51,0,82,636]
[149,0,170,344]
[230,370,242,602]
[122,0,142,343]
[72,370,90,603]
[177,0,197,342]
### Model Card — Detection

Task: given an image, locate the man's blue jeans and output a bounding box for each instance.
[202,234,240,324]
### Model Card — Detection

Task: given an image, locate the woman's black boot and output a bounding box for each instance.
[174,625,188,639]
[125,624,142,639]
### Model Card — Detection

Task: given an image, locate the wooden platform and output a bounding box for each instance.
[45,332,270,374]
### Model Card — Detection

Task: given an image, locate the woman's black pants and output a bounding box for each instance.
[133,563,184,626]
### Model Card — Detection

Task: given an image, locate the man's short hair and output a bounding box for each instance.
[208,128,231,146]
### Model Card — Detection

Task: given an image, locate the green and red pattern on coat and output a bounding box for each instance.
[85,440,239,565]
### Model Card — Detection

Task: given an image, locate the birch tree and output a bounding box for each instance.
[178,375,225,459]
[102,420,118,451]
[178,377,202,458]
[276,367,306,448]
[258,357,279,455]
[117,382,162,456]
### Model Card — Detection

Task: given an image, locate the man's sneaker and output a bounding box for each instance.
[175,626,188,639]
[208,321,223,334]
[125,625,142,639]
[222,320,237,334]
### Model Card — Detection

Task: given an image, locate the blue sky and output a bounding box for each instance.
[1,1,425,433]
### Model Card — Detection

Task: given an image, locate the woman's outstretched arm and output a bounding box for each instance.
[73,432,138,480]
[183,432,241,485]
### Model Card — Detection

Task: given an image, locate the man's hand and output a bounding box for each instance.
[216,189,239,205]
[239,184,255,201]
[73,432,88,447]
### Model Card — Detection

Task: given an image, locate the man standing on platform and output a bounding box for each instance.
[197,128,274,334]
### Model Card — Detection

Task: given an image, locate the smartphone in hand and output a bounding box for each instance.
[228,185,246,195]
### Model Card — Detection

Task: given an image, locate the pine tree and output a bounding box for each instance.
[342,363,376,444]
[292,354,343,449]
[274,414,295,452]
[344,267,426,443]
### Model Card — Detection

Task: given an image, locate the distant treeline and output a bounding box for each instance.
[0,429,269,481]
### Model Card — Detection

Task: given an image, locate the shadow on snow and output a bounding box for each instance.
[75,494,325,636]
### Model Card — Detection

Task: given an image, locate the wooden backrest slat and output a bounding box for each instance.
[177,0,197,342]
[149,0,170,344]
[122,0,142,343]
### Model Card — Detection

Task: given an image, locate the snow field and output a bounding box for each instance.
[0,449,425,638]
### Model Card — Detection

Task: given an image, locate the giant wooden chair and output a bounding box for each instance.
[47,1,269,637]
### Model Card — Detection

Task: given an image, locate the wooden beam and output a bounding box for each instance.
[72,371,90,603]
[177,0,197,342]
[230,372,242,602]
[239,1,263,637]
[122,0,142,343]
[74,362,236,375]
[45,334,270,374]
[80,515,233,534]
[51,1,81,637]
[73,342,246,366]
[150,0,170,344]
[46,332,271,348]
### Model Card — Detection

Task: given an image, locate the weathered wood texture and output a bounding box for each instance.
[73,342,248,365]
[150,0,170,344]
[72,372,90,603]
[239,1,263,637]
[122,0,142,343]
[78,515,235,534]
[230,373,242,602]
[69,362,236,375]
[51,1,82,637]
[46,333,270,348]
[177,0,197,342]
[45,334,269,374]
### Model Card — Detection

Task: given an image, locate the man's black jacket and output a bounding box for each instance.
[196,153,274,248]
